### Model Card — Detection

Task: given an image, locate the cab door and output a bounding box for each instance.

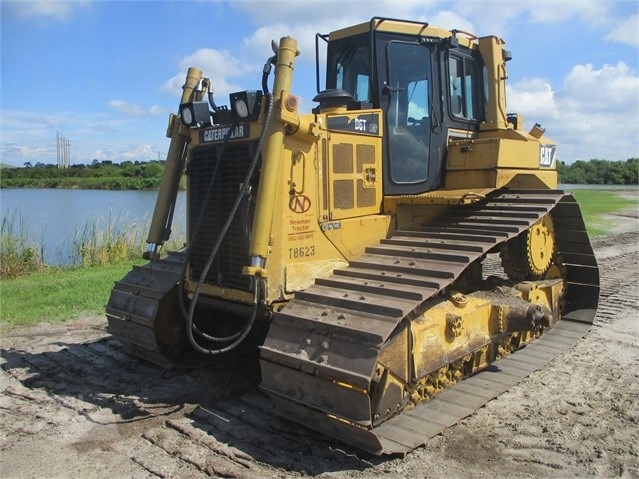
[380,41,445,195]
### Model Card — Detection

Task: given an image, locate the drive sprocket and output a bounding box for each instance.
[501,213,555,279]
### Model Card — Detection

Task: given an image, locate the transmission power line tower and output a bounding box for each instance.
[57,131,70,168]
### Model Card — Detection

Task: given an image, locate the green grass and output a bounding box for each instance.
[0,260,144,329]
[571,189,638,236]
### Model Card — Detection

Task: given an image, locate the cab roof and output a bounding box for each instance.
[328,17,479,50]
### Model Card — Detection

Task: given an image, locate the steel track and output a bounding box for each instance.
[105,250,186,367]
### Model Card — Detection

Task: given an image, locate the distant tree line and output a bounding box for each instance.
[1,158,637,190]
[557,158,638,185]
[0,160,177,190]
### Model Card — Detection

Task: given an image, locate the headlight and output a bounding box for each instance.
[179,101,211,128]
[181,106,193,126]
[229,91,263,121]
[234,99,249,119]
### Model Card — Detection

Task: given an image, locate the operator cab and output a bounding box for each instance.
[318,17,487,195]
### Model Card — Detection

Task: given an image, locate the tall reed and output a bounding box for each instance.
[1,209,185,278]
[0,209,46,278]
[70,212,185,267]
[72,213,139,266]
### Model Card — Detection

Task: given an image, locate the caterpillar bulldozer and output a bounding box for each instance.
[107,17,599,455]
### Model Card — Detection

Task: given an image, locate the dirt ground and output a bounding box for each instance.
[1,195,637,479]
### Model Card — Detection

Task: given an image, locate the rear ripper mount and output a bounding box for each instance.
[259,189,599,455]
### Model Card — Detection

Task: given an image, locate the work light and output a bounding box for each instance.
[229,91,263,121]
[179,101,211,128]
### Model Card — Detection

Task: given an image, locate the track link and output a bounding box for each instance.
[106,250,186,367]
[259,189,600,455]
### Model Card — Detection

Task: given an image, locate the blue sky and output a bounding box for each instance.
[1,0,637,167]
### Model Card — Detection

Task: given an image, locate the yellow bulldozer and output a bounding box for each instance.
[107,17,599,454]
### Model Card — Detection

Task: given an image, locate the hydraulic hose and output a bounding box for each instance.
[185,93,275,355]
[176,119,239,320]
[262,55,276,95]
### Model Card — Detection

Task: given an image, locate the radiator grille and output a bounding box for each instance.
[188,142,259,292]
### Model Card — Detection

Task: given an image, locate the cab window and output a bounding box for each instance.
[385,41,431,184]
[332,44,371,102]
[448,54,484,121]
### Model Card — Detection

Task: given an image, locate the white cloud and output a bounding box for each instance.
[180,48,250,77]
[450,2,521,36]
[227,0,622,41]
[0,142,54,162]
[562,62,639,113]
[604,14,639,48]
[524,0,608,25]
[507,79,559,119]
[88,148,109,161]
[161,48,253,98]
[83,144,158,164]
[121,144,158,161]
[33,114,63,128]
[230,2,455,67]
[508,61,639,162]
[428,11,475,33]
[448,0,617,37]
[161,72,245,102]
[0,109,167,166]
[4,0,90,20]
[82,142,162,164]
[108,100,162,118]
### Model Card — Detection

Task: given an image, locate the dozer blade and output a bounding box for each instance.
[259,189,599,455]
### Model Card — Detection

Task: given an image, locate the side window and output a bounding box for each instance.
[449,57,463,115]
[448,54,483,121]
[355,74,370,102]
[334,45,371,102]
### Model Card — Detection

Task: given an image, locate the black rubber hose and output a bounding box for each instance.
[262,55,276,95]
[186,277,264,356]
[185,93,274,354]
[207,91,218,112]
[176,119,239,320]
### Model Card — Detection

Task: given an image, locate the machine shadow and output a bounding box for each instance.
[0,336,386,474]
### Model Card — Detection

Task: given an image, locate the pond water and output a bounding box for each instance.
[1,184,635,265]
[0,189,185,265]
